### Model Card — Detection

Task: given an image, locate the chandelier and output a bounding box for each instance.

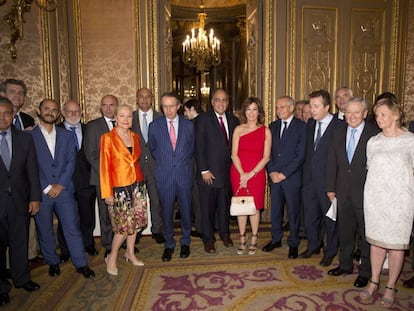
[0,0,58,61]
[182,1,221,72]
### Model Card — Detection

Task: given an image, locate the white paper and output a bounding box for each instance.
[326,197,337,221]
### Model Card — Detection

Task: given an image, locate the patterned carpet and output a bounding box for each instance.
[5,226,414,311]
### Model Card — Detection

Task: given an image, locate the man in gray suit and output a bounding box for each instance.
[84,94,118,257]
[131,88,164,244]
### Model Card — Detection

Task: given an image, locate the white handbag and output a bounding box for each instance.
[230,187,256,216]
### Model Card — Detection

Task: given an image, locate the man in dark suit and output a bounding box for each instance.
[300,90,342,267]
[84,94,118,257]
[195,89,239,253]
[326,97,380,287]
[0,97,41,306]
[333,87,353,121]
[131,88,164,244]
[31,99,95,279]
[263,96,306,259]
[56,100,98,261]
[148,92,194,261]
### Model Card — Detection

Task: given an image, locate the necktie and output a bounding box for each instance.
[0,132,11,170]
[218,116,229,145]
[14,115,22,130]
[142,113,148,142]
[169,120,177,151]
[110,120,116,129]
[281,121,287,138]
[69,127,79,151]
[314,121,322,150]
[347,128,357,163]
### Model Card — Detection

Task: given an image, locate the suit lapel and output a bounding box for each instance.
[34,126,54,161]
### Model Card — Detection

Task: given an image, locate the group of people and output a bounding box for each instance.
[0,78,413,309]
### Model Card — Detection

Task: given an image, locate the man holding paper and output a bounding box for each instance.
[326,97,380,288]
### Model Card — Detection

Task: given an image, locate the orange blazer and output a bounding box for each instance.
[100,128,144,198]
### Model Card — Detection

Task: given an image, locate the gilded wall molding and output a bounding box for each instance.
[287,0,297,98]
[73,0,85,112]
[41,10,53,99]
[263,0,272,125]
[150,0,159,108]
[247,8,257,96]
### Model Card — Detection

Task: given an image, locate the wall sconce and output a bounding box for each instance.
[0,0,58,61]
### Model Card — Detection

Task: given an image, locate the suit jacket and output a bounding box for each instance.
[267,117,306,185]
[194,110,239,187]
[303,116,342,190]
[0,126,41,217]
[131,109,163,170]
[20,111,35,129]
[84,117,110,186]
[148,115,194,190]
[30,125,76,194]
[326,122,381,205]
[99,129,143,198]
[409,121,414,133]
[57,122,92,190]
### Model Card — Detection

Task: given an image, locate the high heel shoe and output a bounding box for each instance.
[104,256,118,276]
[248,234,258,255]
[360,280,379,300]
[380,286,398,307]
[124,255,144,266]
[237,233,248,255]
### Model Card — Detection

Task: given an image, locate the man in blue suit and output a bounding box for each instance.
[31,99,95,278]
[263,96,306,259]
[300,90,342,267]
[148,92,194,262]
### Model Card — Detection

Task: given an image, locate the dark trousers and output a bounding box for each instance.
[95,184,113,252]
[0,196,30,293]
[302,183,338,257]
[141,162,162,234]
[270,181,301,247]
[337,196,371,278]
[199,184,231,243]
[57,185,97,255]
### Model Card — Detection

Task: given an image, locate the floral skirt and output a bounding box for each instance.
[109,181,148,235]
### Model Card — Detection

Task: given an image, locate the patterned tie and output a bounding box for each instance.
[281,121,287,139]
[218,116,229,145]
[314,121,322,150]
[69,127,79,151]
[142,113,148,142]
[169,120,177,151]
[0,132,11,170]
[14,115,22,130]
[347,128,357,163]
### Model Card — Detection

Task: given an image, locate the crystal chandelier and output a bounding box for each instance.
[182,1,221,72]
[0,0,58,61]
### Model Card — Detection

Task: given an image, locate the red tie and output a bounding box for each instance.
[169,120,177,150]
[219,116,228,145]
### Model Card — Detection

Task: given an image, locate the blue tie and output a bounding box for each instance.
[1,132,11,170]
[347,128,357,163]
[14,115,22,130]
[314,121,322,150]
[70,127,79,151]
[142,113,148,142]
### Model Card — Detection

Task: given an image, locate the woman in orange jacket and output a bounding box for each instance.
[100,104,147,275]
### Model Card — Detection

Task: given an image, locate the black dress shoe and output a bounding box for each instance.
[328,267,353,276]
[190,230,202,238]
[0,293,9,306]
[403,276,414,288]
[60,253,70,263]
[152,233,165,244]
[180,245,190,258]
[85,247,99,256]
[204,241,216,253]
[16,280,40,292]
[220,236,233,247]
[162,248,174,261]
[354,275,369,288]
[49,264,61,277]
[319,256,334,267]
[288,246,298,259]
[299,248,320,258]
[262,241,282,252]
[29,256,46,264]
[76,266,96,278]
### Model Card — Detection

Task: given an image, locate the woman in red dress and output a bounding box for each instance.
[230,97,272,255]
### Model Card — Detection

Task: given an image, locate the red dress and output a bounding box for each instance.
[230,126,266,210]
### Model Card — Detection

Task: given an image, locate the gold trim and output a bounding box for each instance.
[134,0,141,88]
[73,0,85,116]
[150,0,159,109]
[41,9,53,99]
[287,0,296,98]
[263,0,272,126]
[390,0,399,92]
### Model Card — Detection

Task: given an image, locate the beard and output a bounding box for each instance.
[37,113,59,124]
